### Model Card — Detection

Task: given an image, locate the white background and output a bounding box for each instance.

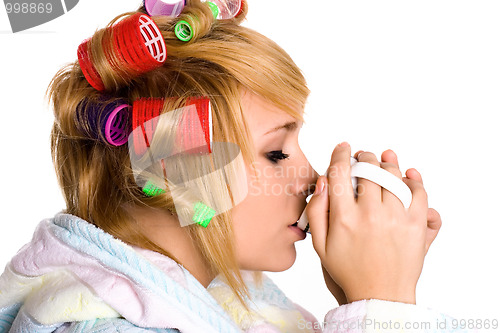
[1,0,499,323]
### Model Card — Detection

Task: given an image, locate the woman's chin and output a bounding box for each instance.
[260,246,298,272]
[238,244,298,272]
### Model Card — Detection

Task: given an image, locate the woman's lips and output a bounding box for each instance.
[288,223,306,240]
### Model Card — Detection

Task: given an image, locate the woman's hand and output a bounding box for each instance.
[321,263,348,306]
[306,143,440,304]
[320,206,441,307]
[379,150,442,257]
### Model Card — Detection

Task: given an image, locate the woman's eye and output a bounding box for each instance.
[266,150,290,164]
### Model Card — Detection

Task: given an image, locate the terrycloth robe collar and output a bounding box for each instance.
[0,212,243,332]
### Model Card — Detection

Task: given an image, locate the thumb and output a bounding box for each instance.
[306,176,329,258]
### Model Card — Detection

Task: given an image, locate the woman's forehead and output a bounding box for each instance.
[240,91,301,135]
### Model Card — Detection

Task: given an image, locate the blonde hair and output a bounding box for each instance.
[47,0,309,310]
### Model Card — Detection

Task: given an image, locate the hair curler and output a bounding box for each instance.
[174,2,218,42]
[131,97,212,156]
[235,0,245,18]
[200,0,241,20]
[174,20,194,42]
[75,99,132,146]
[130,97,215,227]
[174,1,241,41]
[143,0,185,17]
[296,157,413,233]
[142,179,215,228]
[77,38,106,91]
[78,13,166,91]
[128,97,248,228]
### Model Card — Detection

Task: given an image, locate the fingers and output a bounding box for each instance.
[355,149,413,210]
[355,152,382,206]
[306,176,329,258]
[327,142,355,216]
[402,175,428,217]
[380,150,404,206]
[404,168,427,213]
[354,150,364,159]
[406,168,423,183]
[381,149,399,167]
[425,208,442,254]
[427,208,441,230]
[406,168,438,254]
[380,149,402,178]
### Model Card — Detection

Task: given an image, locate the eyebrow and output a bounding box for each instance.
[263,121,299,136]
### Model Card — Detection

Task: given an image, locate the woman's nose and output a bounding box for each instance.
[294,149,319,196]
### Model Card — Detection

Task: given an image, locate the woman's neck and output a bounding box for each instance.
[126,205,216,288]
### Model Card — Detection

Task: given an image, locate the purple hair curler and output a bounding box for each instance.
[144,0,185,17]
[76,99,132,146]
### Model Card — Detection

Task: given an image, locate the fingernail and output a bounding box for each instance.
[314,177,325,196]
[338,141,350,148]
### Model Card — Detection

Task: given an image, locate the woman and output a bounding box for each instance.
[0,1,467,332]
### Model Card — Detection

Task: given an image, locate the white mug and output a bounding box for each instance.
[297,157,413,233]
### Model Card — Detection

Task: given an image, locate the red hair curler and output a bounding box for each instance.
[131,98,164,155]
[131,97,212,157]
[78,13,167,91]
[128,97,246,229]
[77,39,106,91]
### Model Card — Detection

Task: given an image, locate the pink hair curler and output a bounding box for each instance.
[144,0,185,17]
[235,0,245,17]
[76,99,132,146]
[78,13,167,91]
[105,104,132,146]
[201,0,241,20]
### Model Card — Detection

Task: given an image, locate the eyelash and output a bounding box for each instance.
[266,150,290,164]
